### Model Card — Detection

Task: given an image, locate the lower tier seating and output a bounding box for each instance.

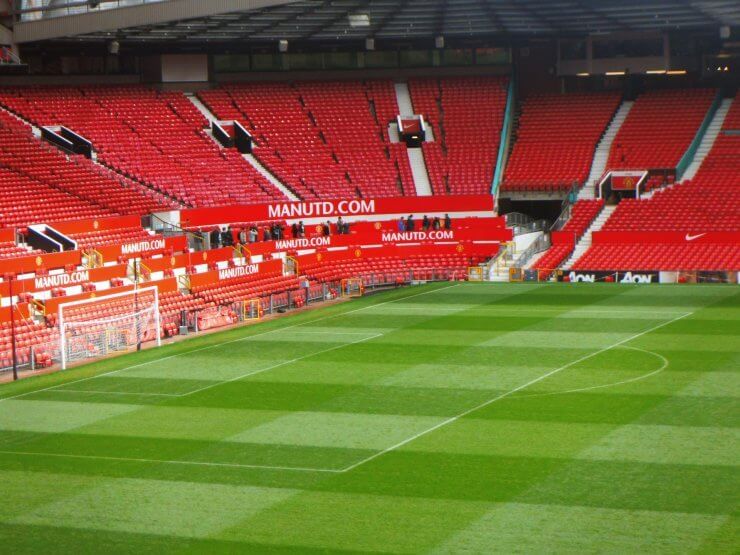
[70,227,157,250]
[572,244,740,271]
[532,199,604,277]
[302,253,485,284]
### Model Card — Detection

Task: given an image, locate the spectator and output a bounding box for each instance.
[238,227,247,245]
[406,214,415,231]
[432,216,441,230]
[337,216,345,234]
[249,226,258,243]
[444,213,452,230]
[397,217,405,232]
[422,215,430,231]
[263,226,272,241]
[298,221,305,238]
[221,226,233,247]
[291,222,298,238]
[322,221,331,236]
[210,227,221,248]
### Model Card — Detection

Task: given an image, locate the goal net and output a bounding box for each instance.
[59,286,161,369]
[340,278,364,298]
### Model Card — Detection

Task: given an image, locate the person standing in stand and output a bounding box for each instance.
[444,213,452,230]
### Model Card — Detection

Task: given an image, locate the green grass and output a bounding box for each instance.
[0,282,738,553]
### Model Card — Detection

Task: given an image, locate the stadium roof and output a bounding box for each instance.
[13,0,740,44]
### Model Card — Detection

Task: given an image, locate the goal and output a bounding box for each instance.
[58,286,161,369]
[340,277,364,298]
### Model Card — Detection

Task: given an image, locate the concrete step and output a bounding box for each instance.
[243,154,299,201]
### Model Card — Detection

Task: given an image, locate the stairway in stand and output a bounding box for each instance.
[579,101,633,200]
[681,97,734,182]
[562,204,617,268]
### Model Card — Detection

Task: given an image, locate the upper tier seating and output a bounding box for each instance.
[503,92,621,191]
[602,96,739,233]
[0,109,173,227]
[0,87,285,207]
[573,95,739,271]
[409,77,508,195]
[199,80,414,200]
[607,88,716,170]
[0,166,113,228]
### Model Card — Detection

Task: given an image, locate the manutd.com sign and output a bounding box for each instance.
[274,236,332,250]
[268,200,375,219]
[380,230,454,242]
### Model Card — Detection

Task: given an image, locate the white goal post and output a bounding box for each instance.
[59,286,161,370]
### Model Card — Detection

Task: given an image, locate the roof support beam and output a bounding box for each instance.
[12,0,295,43]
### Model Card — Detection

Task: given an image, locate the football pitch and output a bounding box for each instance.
[0,282,738,553]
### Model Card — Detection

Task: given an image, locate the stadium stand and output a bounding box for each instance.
[408,77,508,195]
[503,92,621,191]
[191,271,302,305]
[532,199,604,276]
[572,95,739,271]
[607,88,716,171]
[0,240,39,260]
[572,243,740,271]
[0,86,285,207]
[199,80,414,200]
[68,226,160,250]
[600,96,739,233]
[301,252,484,284]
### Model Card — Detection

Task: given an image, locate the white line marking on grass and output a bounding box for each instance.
[0,450,345,473]
[339,311,692,473]
[0,283,460,403]
[177,333,384,397]
[46,389,181,397]
[514,346,669,398]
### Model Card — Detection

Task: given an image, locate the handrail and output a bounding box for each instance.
[286,255,299,276]
[150,213,206,251]
[491,75,516,204]
[177,274,191,291]
[676,91,722,180]
[504,212,532,226]
[138,261,152,282]
[512,219,547,236]
[515,233,551,267]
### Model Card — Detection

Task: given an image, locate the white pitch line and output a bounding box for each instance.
[177,332,384,397]
[0,450,345,473]
[0,283,460,403]
[47,389,181,397]
[339,311,692,473]
[513,346,669,399]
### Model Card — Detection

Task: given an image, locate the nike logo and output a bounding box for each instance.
[685,233,706,241]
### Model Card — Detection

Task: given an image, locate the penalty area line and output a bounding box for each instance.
[0,450,345,473]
